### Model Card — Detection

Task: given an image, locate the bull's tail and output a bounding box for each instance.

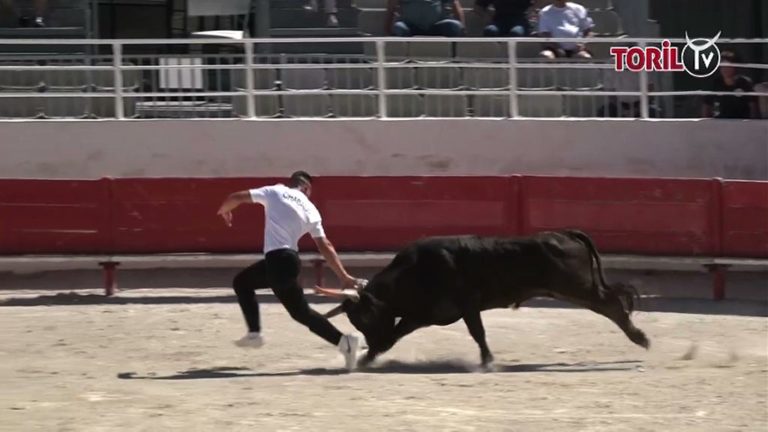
[565,230,639,315]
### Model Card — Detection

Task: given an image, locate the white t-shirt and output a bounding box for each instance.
[538,2,593,50]
[249,184,326,253]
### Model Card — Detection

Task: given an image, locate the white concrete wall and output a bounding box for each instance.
[0,118,766,179]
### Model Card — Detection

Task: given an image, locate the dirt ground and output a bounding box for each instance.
[0,289,766,432]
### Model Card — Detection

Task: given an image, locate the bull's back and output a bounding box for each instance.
[371,232,592,314]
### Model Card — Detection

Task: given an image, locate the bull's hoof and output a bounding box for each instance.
[479,362,497,373]
[357,354,375,368]
[481,352,495,367]
[631,330,651,350]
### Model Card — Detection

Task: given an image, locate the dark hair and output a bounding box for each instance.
[721,51,738,63]
[289,170,312,187]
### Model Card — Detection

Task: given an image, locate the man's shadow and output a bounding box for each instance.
[117,360,642,380]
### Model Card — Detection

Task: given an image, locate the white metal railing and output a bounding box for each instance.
[0,37,765,120]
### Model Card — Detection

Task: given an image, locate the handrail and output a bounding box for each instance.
[0,37,765,44]
[0,37,765,120]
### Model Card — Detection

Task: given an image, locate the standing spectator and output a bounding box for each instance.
[386,0,465,37]
[702,51,759,119]
[537,0,593,59]
[475,0,532,37]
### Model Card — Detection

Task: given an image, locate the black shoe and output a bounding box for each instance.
[33,17,45,27]
[326,13,338,27]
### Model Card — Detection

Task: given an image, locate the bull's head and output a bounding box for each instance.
[316,284,396,356]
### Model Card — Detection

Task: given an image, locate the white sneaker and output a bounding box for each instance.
[338,334,361,370]
[234,332,264,349]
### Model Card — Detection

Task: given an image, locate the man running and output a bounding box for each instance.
[217,171,362,370]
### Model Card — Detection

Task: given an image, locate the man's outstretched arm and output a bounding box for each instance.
[314,236,358,289]
[216,190,253,227]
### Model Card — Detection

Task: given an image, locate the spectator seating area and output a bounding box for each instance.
[357,0,624,38]
[0,50,659,119]
[0,60,140,118]
[0,0,764,119]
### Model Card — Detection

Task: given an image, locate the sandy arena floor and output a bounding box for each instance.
[0,290,766,432]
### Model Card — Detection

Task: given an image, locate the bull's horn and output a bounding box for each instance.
[324,304,345,318]
[314,286,361,302]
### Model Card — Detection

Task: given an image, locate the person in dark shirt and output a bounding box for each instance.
[702,51,758,119]
[387,0,465,37]
[475,0,532,37]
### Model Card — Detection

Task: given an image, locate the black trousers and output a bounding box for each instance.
[232,248,343,346]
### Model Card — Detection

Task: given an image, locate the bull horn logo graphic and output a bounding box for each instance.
[685,31,721,71]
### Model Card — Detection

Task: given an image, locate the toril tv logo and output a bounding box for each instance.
[610,32,721,78]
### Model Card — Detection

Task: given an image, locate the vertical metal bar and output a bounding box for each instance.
[375,39,387,118]
[507,40,518,118]
[638,41,649,119]
[255,0,270,54]
[112,42,124,119]
[244,40,256,118]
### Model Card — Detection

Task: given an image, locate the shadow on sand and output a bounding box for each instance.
[0,292,337,307]
[4,292,765,317]
[117,359,642,380]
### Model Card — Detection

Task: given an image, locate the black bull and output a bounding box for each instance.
[317,230,650,367]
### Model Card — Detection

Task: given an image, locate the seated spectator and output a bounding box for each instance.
[475,0,533,37]
[386,0,465,37]
[537,0,593,59]
[304,0,338,27]
[1,0,47,27]
[702,51,759,119]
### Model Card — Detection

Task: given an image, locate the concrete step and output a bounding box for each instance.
[0,27,88,53]
[275,0,354,9]
[268,28,365,54]
[12,0,89,9]
[0,27,87,37]
[0,27,87,55]
[270,8,359,28]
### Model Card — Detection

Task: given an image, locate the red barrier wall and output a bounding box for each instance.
[1,176,766,258]
[310,177,517,251]
[721,181,768,257]
[520,177,719,256]
[0,179,110,254]
[110,178,281,253]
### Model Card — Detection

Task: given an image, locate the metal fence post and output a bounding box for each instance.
[508,40,518,118]
[638,41,649,119]
[375,39,387,118]
[112,42,124,120]
[244,40,256,118]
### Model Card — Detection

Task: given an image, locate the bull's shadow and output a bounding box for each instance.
[356,359,641,374]
[117,360,641,380]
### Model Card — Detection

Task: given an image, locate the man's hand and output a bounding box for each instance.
[340,275,359,289]
[216,190,252,227]
[341,276,369,290]
[217,208,233,227]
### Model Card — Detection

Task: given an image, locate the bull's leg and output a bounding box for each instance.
[358,318,424,367]
[565,289,650,349]
[592,296,650,349]
[463,310,494,366]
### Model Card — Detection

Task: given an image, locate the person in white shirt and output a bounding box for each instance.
[216,171,363,370]
[537,0,594,59]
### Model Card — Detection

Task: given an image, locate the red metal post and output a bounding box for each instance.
[710,178,724,256]
[705,264,729,301]
[100,262,119,296]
